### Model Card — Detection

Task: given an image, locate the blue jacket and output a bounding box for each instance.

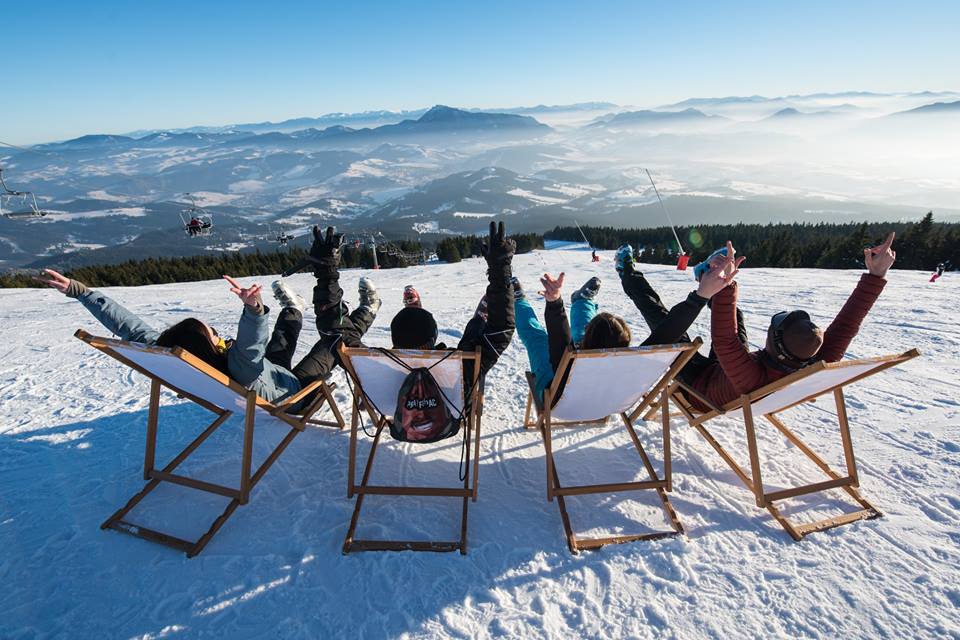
[77,290,302,403]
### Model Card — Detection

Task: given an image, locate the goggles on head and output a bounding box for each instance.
[768,310,814,365]
[214,337,229,355]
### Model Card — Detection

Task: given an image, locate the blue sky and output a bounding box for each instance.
[3,0,958,144]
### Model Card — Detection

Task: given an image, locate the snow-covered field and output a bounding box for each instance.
[2,249,958,639]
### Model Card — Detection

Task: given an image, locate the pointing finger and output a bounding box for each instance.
[223,275,241,289]
[882,231,895,250]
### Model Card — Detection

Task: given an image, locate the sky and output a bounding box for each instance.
[3,0,958,144]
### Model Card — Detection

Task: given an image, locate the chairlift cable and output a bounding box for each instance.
[645,168,684,255]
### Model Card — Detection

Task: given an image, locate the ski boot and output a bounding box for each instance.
[271,279,306,313]
[358,276,381,314]
[615,244,636,275]
[571,276,601,302]
[510,276,525,300]
[402,285,422,308]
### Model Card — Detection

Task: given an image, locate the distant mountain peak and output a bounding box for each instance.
[897,100,960,115]
[418,105,464,122]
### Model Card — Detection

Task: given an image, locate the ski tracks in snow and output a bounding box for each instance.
[1,256,959,638]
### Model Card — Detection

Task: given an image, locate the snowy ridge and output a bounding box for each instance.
[1,251,958,638]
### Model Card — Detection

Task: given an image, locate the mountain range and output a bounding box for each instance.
[2,92,958,270]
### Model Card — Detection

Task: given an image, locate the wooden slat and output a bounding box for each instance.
[345,540,462,553]
[794,508,880,537]
[148,471,240,498]
[552,480,666,497]
[351,485,473,498]
[765,476,853,503]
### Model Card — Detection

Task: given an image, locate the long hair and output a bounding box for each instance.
[156,318,229,374]
[581,312,631,350]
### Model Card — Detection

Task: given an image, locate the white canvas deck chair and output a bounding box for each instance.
[649,349,919,540]
[76,329,346,557]
[523,340,702,553]
[338,345,483,554]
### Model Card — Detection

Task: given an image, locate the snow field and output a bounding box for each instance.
[1,249,958,639]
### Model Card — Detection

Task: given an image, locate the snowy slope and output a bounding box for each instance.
[1,251,958,639]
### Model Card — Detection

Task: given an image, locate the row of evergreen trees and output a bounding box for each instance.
[0,242,426,289]
[435,232,543,263]
[547,213,956,271]
[3,214,953,288]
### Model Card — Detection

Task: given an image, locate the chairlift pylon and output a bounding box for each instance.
[0,166,47,219]
[178,192,213,237]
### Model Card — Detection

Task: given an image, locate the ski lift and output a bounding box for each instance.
[178,193,213,237]
[0,166,47,219]
[644,169,688,270]
[271,229,295,247]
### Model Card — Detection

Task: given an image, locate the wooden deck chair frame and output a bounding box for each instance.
[338,345,483,555]
[75,329,346,557]
[646,349,919,540]
[524,339,703,553]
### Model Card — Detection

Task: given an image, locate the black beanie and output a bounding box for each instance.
[390,307,438,349]
[782,316,824,360]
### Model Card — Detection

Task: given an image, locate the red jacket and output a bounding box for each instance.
[689,273,887,411]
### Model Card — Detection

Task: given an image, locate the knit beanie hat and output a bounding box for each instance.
[782,314,824,360]
[390,307,438,349]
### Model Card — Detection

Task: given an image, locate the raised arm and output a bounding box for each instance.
[223,276,271,385]
[306,226,349,333]
[701,244,764,394]
[540,272,571,371]
[38,269,160,344]
[818,232,894,362]
[457,221,516,376]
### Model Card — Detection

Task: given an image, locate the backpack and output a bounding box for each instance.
[391,366,461,443]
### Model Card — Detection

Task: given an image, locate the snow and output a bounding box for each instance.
[506,188,569,205]
[2,251,959,638]
[39,207,149,221]
[452,211,496,219]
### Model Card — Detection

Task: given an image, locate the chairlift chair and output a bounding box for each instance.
[178,193,214,237]
[0,166,47,219]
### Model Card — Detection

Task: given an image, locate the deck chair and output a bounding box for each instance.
[338,345,483,554]
[523,339,703,553]
[651,349,919,540]
[75,329,346,557]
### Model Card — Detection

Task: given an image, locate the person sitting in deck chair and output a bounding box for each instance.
[299,222,515,391]
[391,222,514,380]
[37,264,380,404]
[616,233,897,412]
[514,248,741,405]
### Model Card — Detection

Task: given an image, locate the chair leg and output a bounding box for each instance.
[661,388,672,493]
[323,382,346,430]
[240,390,256,505]
[742,397,766,508]
[347,395,360,498]
[834,388,859,487]
[343,419,386,553]
[143,380,161,480]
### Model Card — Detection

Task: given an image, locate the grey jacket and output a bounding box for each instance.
[77,290,301,403]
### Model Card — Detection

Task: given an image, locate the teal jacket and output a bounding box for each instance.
[77,290,302,403]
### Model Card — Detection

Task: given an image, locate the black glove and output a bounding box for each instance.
[480,221,515,267]
[308,225,343,267]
